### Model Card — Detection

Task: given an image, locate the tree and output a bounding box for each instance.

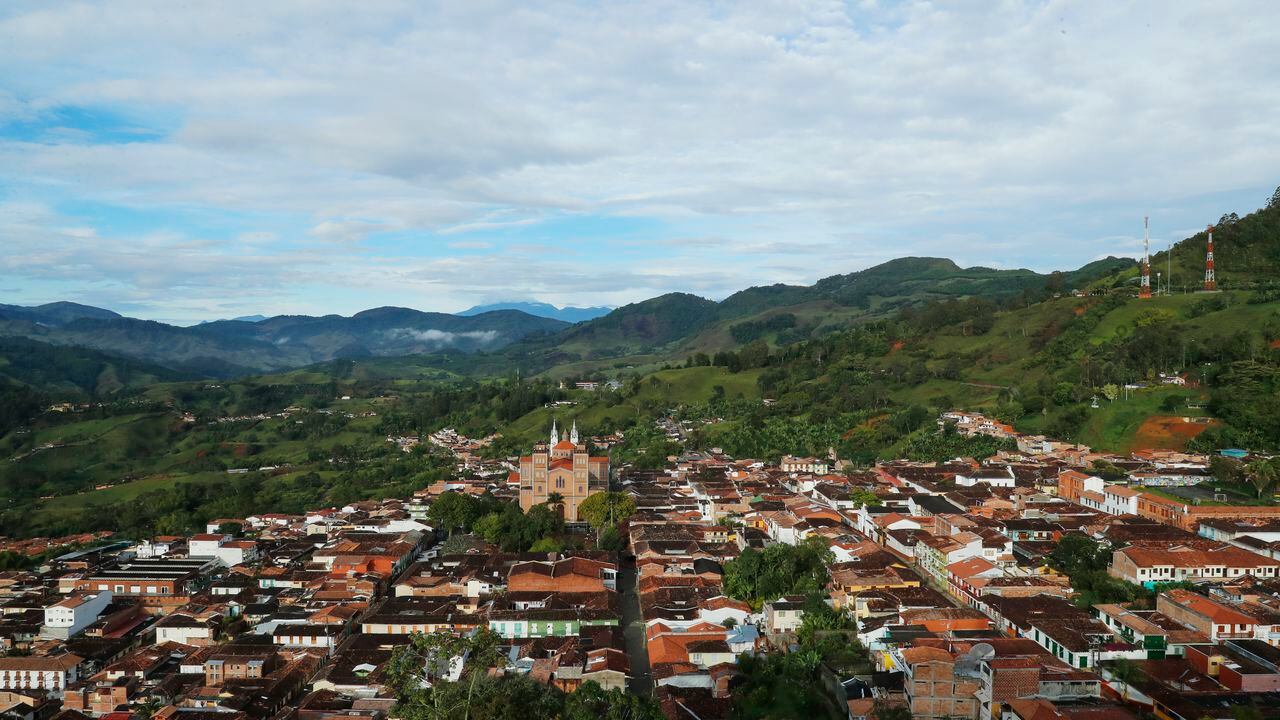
[135,698,165,720]
[440,534,482,555]
[795,594,856,648]
[561,681,663,720]
[596,525,625,553]
[1211,455,1247,486]
[576,492,636,530]
[1050,534,1108,577]
[428,492,476,536]
[387,634,663,720]
[545,492,565,518]
[723,537,833,608]
[890,404,929,434]
[1046,406,1089,441]
[1052,382,1076,406]
[528,537,561,553]
[850,489,882,509]
[386,629,508,720]
[1050,534,1153,608]
[1090,459,1129,482]
[472,513,503,544]
[1101,384,1119,403]
[1246,458,1280,498]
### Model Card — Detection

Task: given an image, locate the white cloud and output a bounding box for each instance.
[308,219,386,245]
[0,1,1277,322]
[383,328,501,346]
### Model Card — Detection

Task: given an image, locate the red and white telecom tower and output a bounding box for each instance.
[1203,224,1217,291]
[1139,216,1152,299]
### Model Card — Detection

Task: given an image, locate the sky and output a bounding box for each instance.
[1,1,1278,325]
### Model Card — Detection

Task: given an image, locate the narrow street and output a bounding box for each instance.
[619,556,652,697]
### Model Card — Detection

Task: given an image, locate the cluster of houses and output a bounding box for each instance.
[0,534,115,562]
[213,405,377,427]
[6,412,1280,720]
[587,418,1280,719]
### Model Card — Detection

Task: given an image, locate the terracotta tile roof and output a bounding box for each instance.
[1006,698,1065,720]
[898,646,953,664]
[947,556,998,579]
[0,653,82,670]
[1163,589,1258,626]
[1120,542,1274,569]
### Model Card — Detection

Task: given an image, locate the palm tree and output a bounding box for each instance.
[1246,459,1280,499]
[545,492,565,518]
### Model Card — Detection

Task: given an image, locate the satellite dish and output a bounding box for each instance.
[954,643,996,678]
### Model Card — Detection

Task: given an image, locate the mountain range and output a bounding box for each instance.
[474,255,1140,377]
[0,305,568,377]
[0,255,1137,381]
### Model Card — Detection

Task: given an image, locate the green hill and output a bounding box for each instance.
[1149,194,1280,291]
[0,336,192,437]
[0,336,186,397]
[469,255,1137,377]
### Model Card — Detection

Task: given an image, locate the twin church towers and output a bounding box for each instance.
[516,420,609,521]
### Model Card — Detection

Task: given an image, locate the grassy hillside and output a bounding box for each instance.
[0,337,192,438]
[407,255,1140,381]
[0,336,188,397]
[1149,190,1280,291]
[498,366,763,448]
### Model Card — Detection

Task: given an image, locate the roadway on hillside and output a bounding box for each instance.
[619,556,653,697]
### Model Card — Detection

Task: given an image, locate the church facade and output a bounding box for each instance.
[517,421,609,522]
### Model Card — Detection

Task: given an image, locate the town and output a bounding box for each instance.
[4,2,1278,718]
[3,411,1280,720]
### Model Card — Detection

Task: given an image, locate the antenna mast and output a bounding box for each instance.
[1204,225,1217,291]
[1139,216,1152,299]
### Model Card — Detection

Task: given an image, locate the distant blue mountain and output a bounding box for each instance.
[197,314,267,325]
[459,301,612,324]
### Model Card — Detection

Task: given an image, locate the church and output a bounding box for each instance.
[516,420,609,522]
